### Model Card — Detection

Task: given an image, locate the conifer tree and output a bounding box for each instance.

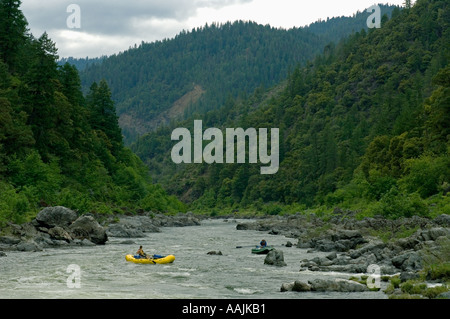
[0,0,27,72]
[87,80,123,156]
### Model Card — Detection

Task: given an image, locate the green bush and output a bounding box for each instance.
[422,286,449,299]
[400,155,450,198]
[367,186,429,219]
[0,182,33,225]
[263,203,283,215]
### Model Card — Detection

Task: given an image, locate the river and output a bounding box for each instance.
[0,219,387,299]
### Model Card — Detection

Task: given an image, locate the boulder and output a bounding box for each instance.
[207,251,223,255]
[308,278,369,292]
[433,214,450,227]
[292,280,312,292]
[391,251,422,271]
[326,252,337,260]
[419,227,450,242]
[35,206,78,228]
[0,236,20,245]
[264,250,287,267]
[113,216,160,233]
[16,240,43,252]
[69,215,108,245]
[106,224,145,238]
[280,282,294,292]
[48,226,72,242]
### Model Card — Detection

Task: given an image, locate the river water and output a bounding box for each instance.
[0,219,387,299]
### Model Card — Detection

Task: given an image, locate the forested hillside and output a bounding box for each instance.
[132,0,449,218]
[78,5,397,145]
[0,0,184,226]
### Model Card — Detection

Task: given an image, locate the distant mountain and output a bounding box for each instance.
[58,56,106,71]
[77,4,398,145]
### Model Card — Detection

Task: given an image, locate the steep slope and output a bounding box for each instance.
[0,1,184,225]
[132,0,449,218]
[79,5,397,145]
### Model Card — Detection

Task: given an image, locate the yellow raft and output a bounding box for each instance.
[125,254,175,264]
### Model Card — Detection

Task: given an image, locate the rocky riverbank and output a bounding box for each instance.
[235,210,450,298]
[0,206,203,253]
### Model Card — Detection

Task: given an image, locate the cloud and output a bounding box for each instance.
[20,0,404,58]
[21,0,252,35]
[20,0,252,57]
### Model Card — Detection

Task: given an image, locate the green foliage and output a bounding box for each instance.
[131,0,449,220]
[400,155,450,198]
[367,186,429,219]
[0,2,185,224]
[78,6,398,145]
[0,181,30,225]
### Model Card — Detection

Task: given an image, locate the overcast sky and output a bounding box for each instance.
[20,0,406,59]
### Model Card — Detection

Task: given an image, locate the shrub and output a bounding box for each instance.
[367,186,429,219]
[400,155,450,198]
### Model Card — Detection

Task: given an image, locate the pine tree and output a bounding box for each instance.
[404,0,412,9]
[87,80,123,156]
[0,0,27,72]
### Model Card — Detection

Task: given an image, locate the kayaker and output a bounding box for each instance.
[136,245,148,259]
[260,239,267,248]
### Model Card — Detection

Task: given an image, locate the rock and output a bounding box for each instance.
[433,214,450,227]
[118,240,136,245]
[69,215,108,245]
[326,252,337,260]
[332,229,363,241]
[207,251,223,255]
[0,236,20,245]
[113,216,160,233]
[236,223,253,230]
[392,251,422,271]
[419,227,450,241]
[286,241,293,247]
[293,280,312,292]
[48,226,72,242]
[35,206,78,228]
[106,224,145,238]
[0,251,6,257]
[280,282,294,292]
[80,239,96,246]
[308,278,369,292]
[16,240,43,252]
[264,250,287,267]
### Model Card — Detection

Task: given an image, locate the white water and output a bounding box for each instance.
[0,219,387,299]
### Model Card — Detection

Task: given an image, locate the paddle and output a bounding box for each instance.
[236,244,277,249]
[235,245,259,249]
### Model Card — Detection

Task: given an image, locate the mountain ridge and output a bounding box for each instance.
[77,4,398,145]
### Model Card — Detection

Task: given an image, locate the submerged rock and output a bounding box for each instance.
[264,250,287,267]
[207,251,223,255]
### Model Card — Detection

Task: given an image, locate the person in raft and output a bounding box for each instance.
[136,246,149,259]
[259,239,267,248]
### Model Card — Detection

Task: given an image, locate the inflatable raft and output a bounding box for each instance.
[125,254,175,264]
[251,246,274,254]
